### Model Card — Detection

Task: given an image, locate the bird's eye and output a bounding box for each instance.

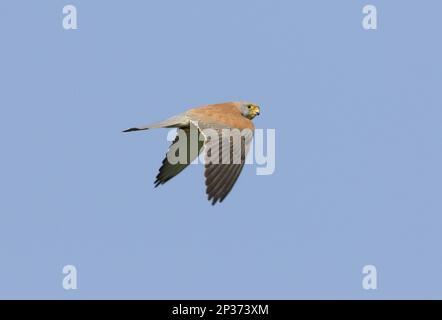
[248,105,252,109]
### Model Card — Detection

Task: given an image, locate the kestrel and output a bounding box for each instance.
[123,101,261,205]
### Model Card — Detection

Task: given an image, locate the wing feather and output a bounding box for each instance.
[196,125,253,205]
[154,127,204,187]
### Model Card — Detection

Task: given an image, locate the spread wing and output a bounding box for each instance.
[186,108,254,205]
[185,104,255,204]
[202,128,253,205]
[155,126,204,187]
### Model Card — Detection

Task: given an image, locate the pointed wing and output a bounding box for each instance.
[154,126,204,187]
[200,127,254,205]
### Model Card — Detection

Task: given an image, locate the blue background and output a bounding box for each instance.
[1,0,441,299]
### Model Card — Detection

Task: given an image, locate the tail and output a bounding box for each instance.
[122,114,188,133]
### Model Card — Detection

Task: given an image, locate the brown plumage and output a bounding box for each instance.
[123,101,261,205]
[187,102,256,131]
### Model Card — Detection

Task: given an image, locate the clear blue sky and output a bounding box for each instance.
[1,0,441,299]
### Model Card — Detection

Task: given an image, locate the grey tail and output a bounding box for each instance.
[122,114,188,133]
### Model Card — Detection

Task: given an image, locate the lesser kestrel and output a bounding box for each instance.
[123,101,261,205]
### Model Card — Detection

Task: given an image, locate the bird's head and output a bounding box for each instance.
[239,102,261,120]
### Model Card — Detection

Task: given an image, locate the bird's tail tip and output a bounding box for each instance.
[122,127,144,133]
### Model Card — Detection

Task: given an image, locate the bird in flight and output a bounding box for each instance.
[123,101,261,205]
